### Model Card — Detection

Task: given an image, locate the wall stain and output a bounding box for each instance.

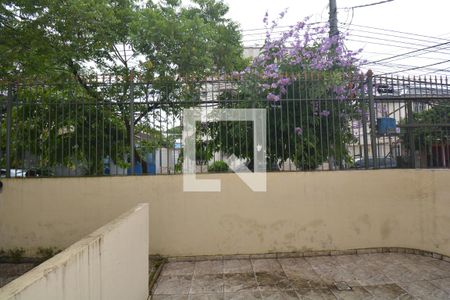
[380,219,399,240]
[352,214,371,235]
[219,215,332,252]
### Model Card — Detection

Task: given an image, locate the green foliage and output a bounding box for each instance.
[412,102,449,124]
[175,155,183,173]
[1,85,130,174]
[173,135,214,173]
[208,12,362,171]
[1,0,245,174]
[7,247,25,263]
[1,0,135,80]
[131,0,245,80]
[207,72,359,170]
[401,102,450,151]
[37,247,61,260]
[1,0,245,79]
[208,160,229,172]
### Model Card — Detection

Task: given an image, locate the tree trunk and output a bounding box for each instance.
[134,147,148,174]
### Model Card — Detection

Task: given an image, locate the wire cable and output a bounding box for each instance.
[378,59,450,76]
[365,41,450,64]
[340,0,394,10]
[341,23,450,42]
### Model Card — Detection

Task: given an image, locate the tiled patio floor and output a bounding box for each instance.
[150,253,450,299]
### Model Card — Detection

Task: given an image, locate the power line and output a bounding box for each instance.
[242,25,450,58]
[378,59,450,76]
[366,60,450,73]
[361,51,447,62]
[346,27,450,46]
[243,28,449,52]
[243,35,450,65]
[348,33,450,51]
[245,21,450,47]
[423,67,450,76]
[365,63,450,77]
[341,23,450,43]
[242,37,450,76]
[341,0,394,10]
[241,21,326,32]
[365,41,450,65]
[240,10,450,77]
[241,25,326,37]
[242,28,328,44]
[346,37,450,53]
[243,38,439,52]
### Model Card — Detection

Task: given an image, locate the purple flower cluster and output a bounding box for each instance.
[295,127,303,136]
[238,11,369,139]
[242,12,362,103]
[319,110,331,117]
[267,93,280,102]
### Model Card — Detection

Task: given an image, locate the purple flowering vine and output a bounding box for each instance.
[267,93,280,102]
[243,11,363,103]
[319,110,331,117]
[234,10,372,153]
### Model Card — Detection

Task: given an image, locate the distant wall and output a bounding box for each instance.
[0,204,149,300]
[0,170,449,258]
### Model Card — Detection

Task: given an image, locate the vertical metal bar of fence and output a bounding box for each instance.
[367,71,378,168]
[14,84,19,178]
[0,89,3,168]
[360,77,369,169]
[406,101,416,168]
[5,84,13,178]
[129,72,135,175]
[21,86,25,174]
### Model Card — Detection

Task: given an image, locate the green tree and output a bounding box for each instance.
[400,102,450,167]
[205,14,362,170]
[0,0,245,174]
[206,73,360,171]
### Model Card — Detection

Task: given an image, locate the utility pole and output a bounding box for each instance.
[329,0,339,37]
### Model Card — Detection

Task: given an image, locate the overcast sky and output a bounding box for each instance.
[223,0,450,76]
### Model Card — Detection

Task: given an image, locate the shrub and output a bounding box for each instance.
[37,247,60,261]
[208,161,229,173]
[8,248,25,263]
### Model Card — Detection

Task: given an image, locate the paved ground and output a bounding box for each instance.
[0,263,35,288]
[151,253,450,299]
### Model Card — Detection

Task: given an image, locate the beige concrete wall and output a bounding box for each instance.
[0,204,149,300]
[0,170,449,258]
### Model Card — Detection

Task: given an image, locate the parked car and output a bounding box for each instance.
[377,84,394,94]
[25,168,54,177]
[372,83,410,97]
[354,157,397,169]
[0,169,26,177]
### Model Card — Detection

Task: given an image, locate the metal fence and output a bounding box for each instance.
[0,72,449,178]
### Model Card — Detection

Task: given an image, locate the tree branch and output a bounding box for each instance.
[67,60,102,101]
[112,45,126,65]
[134,102,160,125]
